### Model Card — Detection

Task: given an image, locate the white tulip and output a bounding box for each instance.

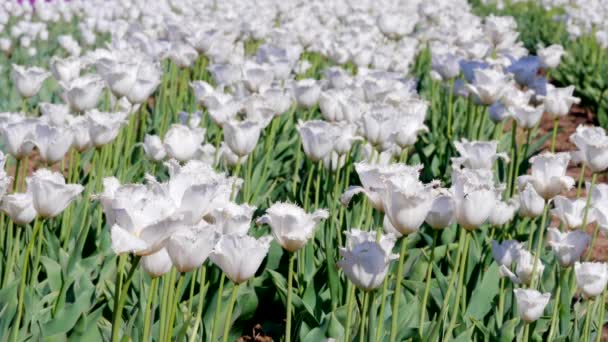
[223,120,262,158]
[452,139,509,170]
[29,124,73,164]
[492,240,523,267]
[540,85,580,119]
[296,120,338,162]
[570,125,608,173]
[538,44,565,69]
[382,173,435,235]
[142,134,166,161]
[551,196,593,229]
[451,168,497,230]
[28,169,84,218]
[1,119,36,159]
[575,262,608,298]
[500,249,544,285]
[338,239,398,291]
[488,199,519,226]
[166,222,219,272]
[50,56,80,83]
[208,201,256,236]
[210,234,273,284]
[425,190,455,229]
[63,74,105,113]
[163,124,206,162]
[257,203,328,252]
[86,110,128,147]
[518,183,545,218]
[513,289,551,323]
[293,79,321,109]
[517,152,574,200]
[510,104,544,129]
[547,229,589,267]
[11,64,50,98]
[141,248,173,278]
[465,68,509,105]
[0,191,36,226]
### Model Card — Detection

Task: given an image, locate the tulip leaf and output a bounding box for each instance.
[499,318,520,342]
[465,263,500,321]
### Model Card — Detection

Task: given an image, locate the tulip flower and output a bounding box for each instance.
[547,229,589,267]
[208,201,256,236]
[293,79,321,108]
[333,122,361,155]
[142,134,167,161]
[517,152,574,200]
[452,139,509,170]
[101,60,139,97]
[86,110,128,148]
[451,168,498,230]
[141,248,173,278]
[574,262,608,298]
[68,116,93,152]
[166,222,219,272]
[210,234,273,284]
[465,68,509,105]
[1,119,36,159]
[551,195,594,229]
[425,190,455,229]
[391,115,428,148]
[431,52,461,80]
[28,169,84,218]
[256,203,329,253]
[517,183,545,218]
[50,56,81,83]
[223,120,262,158]
[62,74,105,113]
[360,109,394,148]
[0,191,36,226]
[506,56,540,87]
[39,103,72,126]
[296,120,338,162]
[29,124,73,164]
[540,85,580,119]
[127,62,161,104]
[338,238,398,291]
[537,44,565,69]
[510,104,544,129]
[570,125,608,173]
[11,64,50,98]
[513,289,551,323]
[499,249,544,285]
[163,124,206,162]
[382,173,435,235]
[488,199,519,226]
[492,240,523,267]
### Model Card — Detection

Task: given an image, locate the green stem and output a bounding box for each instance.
[547,277,561,341]
[314,160,322,209]
[445,231,472,340]
[111,255,141,342]
[12,158,21,192]
[420,230,439,335]
[302,160,315,210]
[375,275,390,342]
[507,121,518,197]
[210,273,226,341]
[344,283,356,342]
[166,273,184,341]
[447,79,454,139]
[576,164,587,198]
[389,237,408,342]
[286,253,295,342]
[359,291,370,342]
[530,204,549,289]
[583,299,595,342]
[497,277,505,328]
[522,323,530,342]
[596,287,607,342]
[550,118,560,152]
[222,283,240,342]
[584,173,598,260]
[142,277,158,342]
[11,217,43,342]
[189,266,207,342]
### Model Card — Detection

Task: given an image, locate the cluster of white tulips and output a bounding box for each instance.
[2,0,608,341]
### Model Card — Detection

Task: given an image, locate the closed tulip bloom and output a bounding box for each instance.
[1,119,36,159]
[344,229,397,255]
[319,90,346,122]
[338,239,398,291]
[518,183,545,218]
[49,56,80,83]
[102,60,139,97]
[69,116,93,152]
[513,289,551,323]
[431,52,461,80]
[257,203,328,252]
[382,173,435,235]
[32,125,73,165]
[163,124,206,162]
[141,248,173,278]
[341,163,422,211]
[391,115,428,148]
[547,229,589,267]
[538,44,565,69]
[360,110,394,148]
[0,191,36,226]
[451,168,497,230]
[333,122,362,155]
[293,79,321,108]
[489,199,519,226]
[167,42,198,68]
[551,195,594,229]
[575,262,608,298]
[492,240,523,267]
[166,222,219,272]
[223,120,262,158]
[11,64,50,98]
[465,68,509,105]
[297,120,338,161]
[452,139,509,169]
[208,201,256,236]
[127,62,161,104]
[142,134,166,161]
[39,103,72,126]
[500,249,545,285]
[28,169,84,218]
[570,125,608,173]
[510,104,544,129]
[425,190,455,229]
[86,110,128,147]
[210,234,273,284]
[63,74,105,112]
[517,152,574,200]
[540,85,580,119]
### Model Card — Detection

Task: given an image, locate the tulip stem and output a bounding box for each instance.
[222,283,239,342]
[359,291,370,342]
[12,158,21,192]
[522,323,530,342]
[314,160,322,209]
[445,231,471,341]
[166,272,184,340]
[375,275,389,342]
[210,273,226,342]
[419,229,439,335]
[142,277,158,342]
[547,271,561,341]
[302,159,315,210]
[389,237,409,342]
[344,283,356,341]
[550,118,560,152]
[583,298,595,342]
[584,173,598,260]
[190,266,207,342]
[497,277,505,328]
[11,217,43,342]
[111,255,141,342]
[447,79,454,139]
[231,159,242,200]
[530,204,549,289]
[286,252,295,342]
[596,287,607,342]
[507,121,518,198]
[576,164,587,198]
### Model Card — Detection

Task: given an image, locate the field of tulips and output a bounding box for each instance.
[2,0,608,341]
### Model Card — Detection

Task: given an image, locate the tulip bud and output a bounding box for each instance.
[513,289,550,323]
[223,120,262,158]
[210,234,273,284]
[547,229,589,267]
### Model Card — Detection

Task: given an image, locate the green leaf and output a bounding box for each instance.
[465,263,500,321]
